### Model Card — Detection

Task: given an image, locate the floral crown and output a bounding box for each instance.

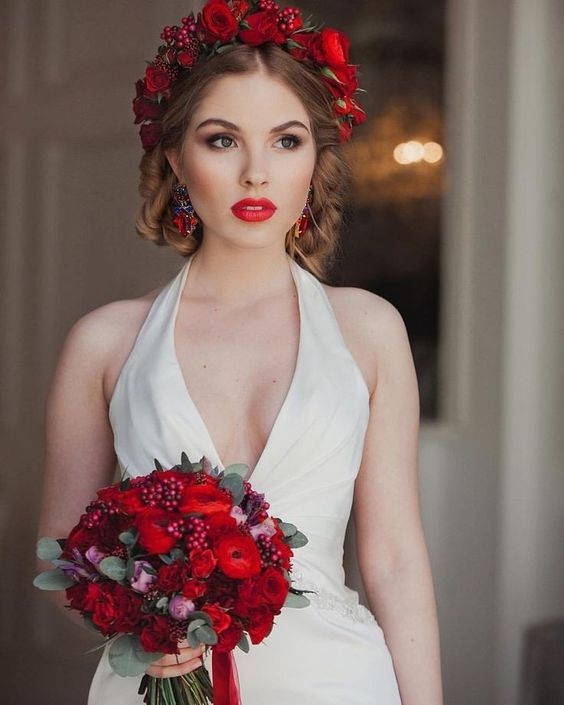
[133,0,366,152]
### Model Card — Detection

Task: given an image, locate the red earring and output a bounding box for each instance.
[171,183,199,238]
[293,185,313,238]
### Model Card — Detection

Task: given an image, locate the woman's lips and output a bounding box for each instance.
[231,198,277,222]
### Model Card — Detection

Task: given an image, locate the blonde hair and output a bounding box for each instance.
[136,44,350,281]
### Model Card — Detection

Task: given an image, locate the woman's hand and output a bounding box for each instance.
[146,640,206,679]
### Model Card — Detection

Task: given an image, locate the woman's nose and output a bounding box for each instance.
[240,148,269,188]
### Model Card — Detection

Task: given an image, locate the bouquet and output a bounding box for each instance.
[34,453,310,705]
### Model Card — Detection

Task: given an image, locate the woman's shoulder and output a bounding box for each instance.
[61,287,161,404]
[321,283,411,395]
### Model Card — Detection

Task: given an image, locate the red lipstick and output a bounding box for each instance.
[231,198,277,222]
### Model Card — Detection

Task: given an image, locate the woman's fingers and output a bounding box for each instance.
[146,642,205,678]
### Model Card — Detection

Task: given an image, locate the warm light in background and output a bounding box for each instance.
[393,140,444,165]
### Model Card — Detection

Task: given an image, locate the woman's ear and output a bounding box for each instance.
[165,149,181,181]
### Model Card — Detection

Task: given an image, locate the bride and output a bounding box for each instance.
[37,2,443,703]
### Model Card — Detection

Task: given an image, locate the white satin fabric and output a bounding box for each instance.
[88,254,401,704]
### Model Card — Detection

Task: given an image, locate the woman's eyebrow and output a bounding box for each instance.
[195,118,310,133]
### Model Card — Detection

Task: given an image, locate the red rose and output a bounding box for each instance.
[190,548,218,578]
[144,66,171,94]
[136,508,177,554]
[140,615,179,654]
[202,603,232,633]
[132,97,163,125]
[247,606,274,644]
[235,577,265,615]
[156,560,190,592]
[140,122,162,151]
[320,28,350,67]
[258,567,289,609]
[179,484,233,515]
[349,98,366,126]
[112,584,144,632]
[339,120,353,143]
[198,0,239,43]
[238,11,283,46]
[66,581,103,613]
[216,622,243,654]
[182,578,207,599]
[91,586,120,636]
[231,0,250,22]
[289,32,324,63]
[323,64,358,93]
[216,533,262,579]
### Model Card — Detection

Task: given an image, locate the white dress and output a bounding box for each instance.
[88,254,402,704]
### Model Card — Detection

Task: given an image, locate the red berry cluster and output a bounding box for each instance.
[82,499,119,528]
[278,6,302,33]
[184,516,209,551]
[161,14,198,48]
[257,533,286,568]
[140,474,185,511]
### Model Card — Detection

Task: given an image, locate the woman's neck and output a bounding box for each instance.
[185,241,294,307]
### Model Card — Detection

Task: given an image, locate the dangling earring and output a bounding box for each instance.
[171,182,199,238]
[293,185,313,238]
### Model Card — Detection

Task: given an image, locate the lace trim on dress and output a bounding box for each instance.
[292,571,376,624]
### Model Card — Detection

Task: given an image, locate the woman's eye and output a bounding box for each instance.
[276,135,301,149]
[208,135,236,149]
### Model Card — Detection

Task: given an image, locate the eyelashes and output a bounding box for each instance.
[205,133,303,150]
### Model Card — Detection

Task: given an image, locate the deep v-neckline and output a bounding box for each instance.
[170,254,304,482]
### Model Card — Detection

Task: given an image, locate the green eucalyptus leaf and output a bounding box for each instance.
[219,474,244,504]
[108,634,162,677]
[187,619,206,633]
[223,463,249,479]
[36,537,63,561]
[188,610,212,626]
[180,452,193,473]
[237,632,250,653]
[195,625,218,646]
[284,591,311,608]
[287,531,308,549]
[169,548,185,562]
[186,630,201,649]
[278,522,297,538]
[99,556,127,582]
[159,553,174,565]
[155,597,169,612]
[119,531,137,548]
[33,569,74,591]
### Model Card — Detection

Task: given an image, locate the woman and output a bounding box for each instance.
[38,2,443,704]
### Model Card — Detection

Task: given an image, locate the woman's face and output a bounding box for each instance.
[167,70,316,251]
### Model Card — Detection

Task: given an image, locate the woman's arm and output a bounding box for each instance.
[37,304,205,678]
[352,298,443,705]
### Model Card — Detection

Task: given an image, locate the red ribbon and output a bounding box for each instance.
[212,649,242,705]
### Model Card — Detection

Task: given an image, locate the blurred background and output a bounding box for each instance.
[1,0,563,703]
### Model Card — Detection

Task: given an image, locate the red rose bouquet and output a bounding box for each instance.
[34,453,310,705]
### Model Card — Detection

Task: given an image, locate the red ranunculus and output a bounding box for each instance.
[238,11,283,46]
[116,484,146,512]
[319,27,350,67]
[198,0,239,43]
[136,508,177,554]
[247,605,274,644]
[144,66,171,94]
[140,615,179,654]
[205,511,238,540]
[156,560,190,592]
[179,484,233,515]
[202,602,232,633]
[140,122,162,151]
[258,567,289,609]
[190,548,218,578]
[216,532,262,579]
